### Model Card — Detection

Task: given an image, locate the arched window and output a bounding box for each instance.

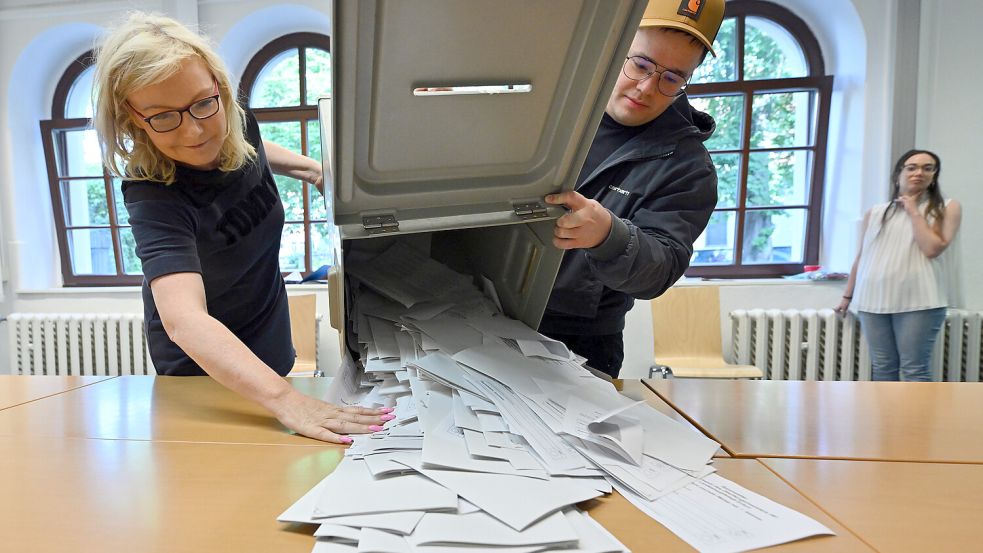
[239,32,334,276]
[685,0,832,278]
[41,52,142,286]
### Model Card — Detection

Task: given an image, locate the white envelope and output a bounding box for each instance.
[406,511,577,548]
[316,511,425,536]
[357,527,411,553]
[313,460,457,518]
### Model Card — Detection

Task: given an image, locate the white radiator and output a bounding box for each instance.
[730,309,982,382]
[7,313,153,376]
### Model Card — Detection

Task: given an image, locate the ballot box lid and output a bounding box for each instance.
[321,0,646,239]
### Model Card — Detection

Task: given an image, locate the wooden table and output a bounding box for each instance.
[0,376,870,552]
[617,379,730,457]
[584,458,871,552]
[0,376,334,445]
[645,379,983,463]
[761,458,983,552]
[0,375,116,410]
[0,434,341,553]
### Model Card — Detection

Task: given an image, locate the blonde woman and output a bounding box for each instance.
[93,12,391,441]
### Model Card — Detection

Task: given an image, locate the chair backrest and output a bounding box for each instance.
[287,294,318,373]
[650,286,723,360]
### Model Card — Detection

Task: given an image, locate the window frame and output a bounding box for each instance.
[42,51,143,286]
[239,32,332,276]
[685,0,833,278]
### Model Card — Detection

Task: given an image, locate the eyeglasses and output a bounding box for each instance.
[622,56,689,97]
[902,163,937,174]
[128,82,221,133]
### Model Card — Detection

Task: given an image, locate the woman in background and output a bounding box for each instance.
[93,12,391,440]
[836,149,962,381]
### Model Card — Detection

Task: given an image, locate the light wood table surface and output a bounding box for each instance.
[0,374,116,411]
[645,379,983,463]
[0,435,341,553]
[617,379,730,457]
[0,376,334,445]
[584,458,871,552]
[761,458,983,552]
[0,432,867,553]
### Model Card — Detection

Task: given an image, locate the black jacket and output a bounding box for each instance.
[540,94,717,335]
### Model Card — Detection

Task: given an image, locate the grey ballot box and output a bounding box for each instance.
[319,0,648,362]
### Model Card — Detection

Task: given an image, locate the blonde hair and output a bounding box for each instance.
[93,12,255,184]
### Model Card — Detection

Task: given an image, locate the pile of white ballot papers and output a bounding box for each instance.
[279,243,835,553]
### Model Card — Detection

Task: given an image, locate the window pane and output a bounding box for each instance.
[308,185,328,221]
[744,17,808,80]
[711,153,740,208]
[113,178,127,224]
[260,121,302,153]
[307,120,321,161]
[277,175,305,221]
[690,95,744,151]
[66,66,94,118]
[746,150,812,207]
[307,120,329,221]
[119,227,143,275]
[311,222,338,270]
[56,129,103,177]
[742,208,806,264]
[261,122,305,221]
[691,17,737,83]
[67,228,115,275]
[250,49,300,108]
[305,48,332,105]
[750,91,815,148]
[60,179,109,226]
[280,223,306,271]
[691,211,735,265]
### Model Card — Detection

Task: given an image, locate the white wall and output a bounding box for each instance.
[916,0,981,310]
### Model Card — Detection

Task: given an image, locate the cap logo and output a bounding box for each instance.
[677,0,705,20]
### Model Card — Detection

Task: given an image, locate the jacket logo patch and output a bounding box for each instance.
[677,0,705,19]
[215,174,278,246]
[607,185,631,197]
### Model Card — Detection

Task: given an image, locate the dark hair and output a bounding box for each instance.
[882,149,945,226]
[654,27,710,65]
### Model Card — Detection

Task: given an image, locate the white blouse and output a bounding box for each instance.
[853,199,961,314]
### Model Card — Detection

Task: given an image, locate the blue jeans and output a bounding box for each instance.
[857,308,947,382]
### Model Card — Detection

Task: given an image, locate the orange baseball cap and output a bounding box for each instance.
[639,0,726,57]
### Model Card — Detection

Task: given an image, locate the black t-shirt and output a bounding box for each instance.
[122,111,294,376]
[575,113,651,188]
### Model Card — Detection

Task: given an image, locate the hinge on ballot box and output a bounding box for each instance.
[361,213,399,234]
[512,201,548,220]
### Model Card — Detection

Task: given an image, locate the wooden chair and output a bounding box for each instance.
[287,294,318,375]
[649,286,762,379]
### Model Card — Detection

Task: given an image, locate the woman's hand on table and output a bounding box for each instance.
[268,388,394,444]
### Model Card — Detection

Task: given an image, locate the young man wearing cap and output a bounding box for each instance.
[539,0,724,378]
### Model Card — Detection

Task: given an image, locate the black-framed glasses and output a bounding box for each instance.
[128,81,221,133]
[902,163,937,174]
[622,56,689,97]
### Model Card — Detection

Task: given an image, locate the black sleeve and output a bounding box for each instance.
[584,147,717,299]
[125,189,201,283]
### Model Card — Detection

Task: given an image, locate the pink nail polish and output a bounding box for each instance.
[381,407,395,413]
[369,425,384,432]
[381,414,396,421]
[341,437,353,444]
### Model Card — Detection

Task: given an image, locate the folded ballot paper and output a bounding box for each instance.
[280,243,834,553]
